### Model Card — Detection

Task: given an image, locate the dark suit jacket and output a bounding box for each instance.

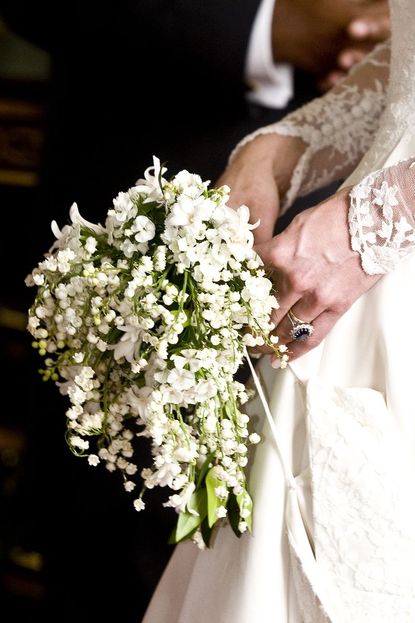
[2,0,320,221]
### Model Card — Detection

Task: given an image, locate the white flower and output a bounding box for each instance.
[27,157,286,549]
[70,435,89,450]
[131,215,156,243]
[163,482,196,513]
[249,433,261,444]
[205,414,218,433]
[69,203,105,234]
[112,324,142,362]
[238,521,248,533]
[191,529,206,550]
[243,333,257,347]
[216,506,227,518]
[133,499,145,512]
[85,236,98,254]
[215,486,228,499]
[120,239,138,258]
[153,458,181,488]
[33,273,45,286]
[166,368,195,391]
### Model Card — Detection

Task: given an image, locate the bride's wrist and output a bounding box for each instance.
[236,133,306,203]
[267,134,307,201]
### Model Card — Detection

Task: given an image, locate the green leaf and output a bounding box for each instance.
[227,493,242,538]
[167,528,177,546]
[196,453,214,489]
[168,489,207,544]
[206,467,225,529]
[136,199,159,216]
[180,309,191,328]
[200,516,214,548]
[237,490,253,532]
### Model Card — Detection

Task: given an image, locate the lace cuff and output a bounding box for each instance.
[230,40,390,213]
[348,158,415,275]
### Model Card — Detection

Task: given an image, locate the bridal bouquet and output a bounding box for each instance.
[26,157,287,548]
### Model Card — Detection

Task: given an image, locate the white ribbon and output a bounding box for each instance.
[245,350,297,491]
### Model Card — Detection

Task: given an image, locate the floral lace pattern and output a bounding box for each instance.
[230,41,390,213]
[230,0,415,280]
[306,379,415,622]
[289,545,331,623]
[349,158,415,274]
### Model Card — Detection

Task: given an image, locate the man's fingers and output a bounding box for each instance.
[337,47,366,70]
[318,46,370,92]
[317,70,346,92]
[348,14,390,41]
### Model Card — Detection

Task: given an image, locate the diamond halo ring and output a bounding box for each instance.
[287,310,314,342]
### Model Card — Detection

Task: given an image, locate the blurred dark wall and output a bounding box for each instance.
[0,19,171,622]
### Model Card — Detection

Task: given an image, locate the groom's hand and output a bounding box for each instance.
[272,0,390,90]
[320,1,391,90]
[216,134,305,244]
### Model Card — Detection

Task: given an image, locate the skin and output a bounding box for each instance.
[217,134,382,363]
[216,1,391,362]
[272,0,390,91]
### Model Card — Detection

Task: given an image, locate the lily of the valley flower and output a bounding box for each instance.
[26,157,285,549]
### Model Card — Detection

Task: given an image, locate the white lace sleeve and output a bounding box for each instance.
[231,40,390,213]
[348,158,415,275]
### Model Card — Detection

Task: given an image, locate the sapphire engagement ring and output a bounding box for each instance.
[288,310,314,342]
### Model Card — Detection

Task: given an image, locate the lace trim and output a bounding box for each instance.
[229,41,390,213]
[349,159,415,275]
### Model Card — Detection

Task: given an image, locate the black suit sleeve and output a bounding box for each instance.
[131,0,262,84]
[1,0,261,84]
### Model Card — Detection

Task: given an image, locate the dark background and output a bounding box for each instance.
[0,19,178,621]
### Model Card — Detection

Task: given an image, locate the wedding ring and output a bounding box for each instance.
[287,310,314,342]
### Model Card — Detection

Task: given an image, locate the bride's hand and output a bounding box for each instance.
[254,187,382,363]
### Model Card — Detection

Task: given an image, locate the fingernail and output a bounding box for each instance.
[271,357,281,369]
[349,20,370,37]
[340,52,354,69]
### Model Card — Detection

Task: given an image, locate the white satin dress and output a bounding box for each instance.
[143,1,415,620]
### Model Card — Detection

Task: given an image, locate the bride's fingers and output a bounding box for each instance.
[273,293,326,343]
[262,275,303,330]
[272,309,340,364]
[270,292,301,329]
